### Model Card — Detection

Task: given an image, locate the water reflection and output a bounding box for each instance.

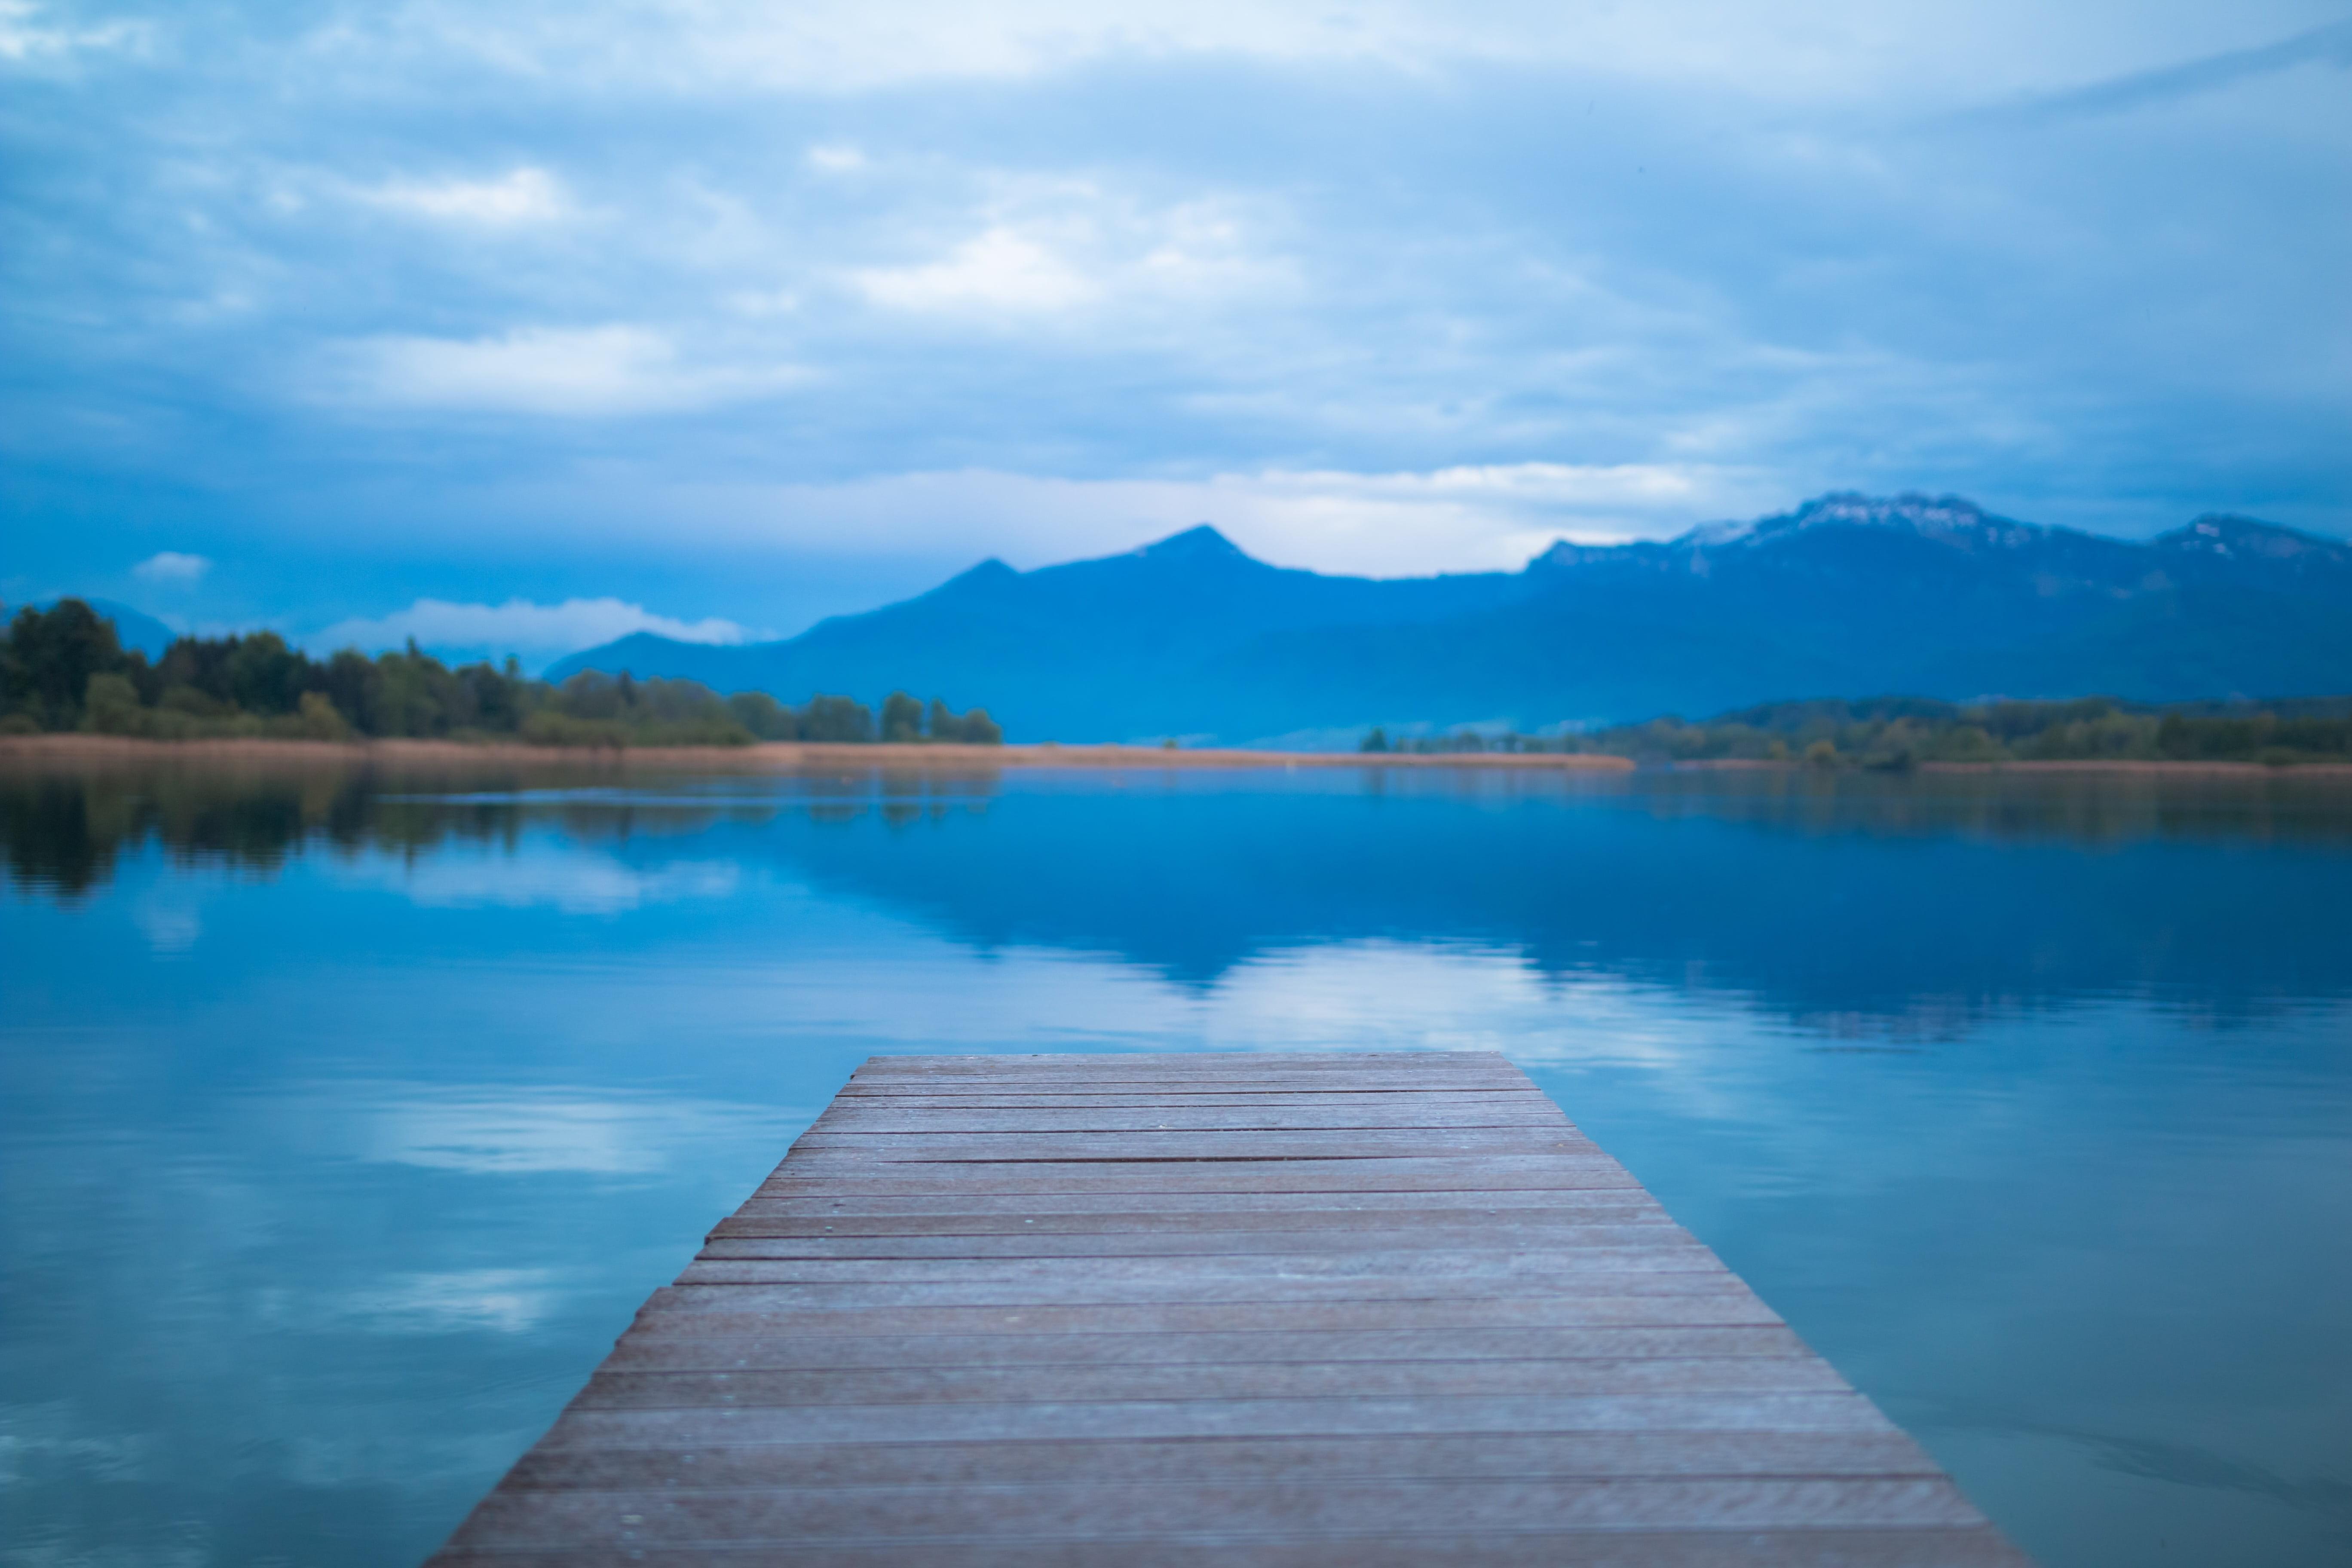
[11,761,2352,1027]
[13,756,2352,906]
[2,758,2349,1567]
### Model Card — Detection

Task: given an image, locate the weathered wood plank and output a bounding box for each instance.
[655,1273,1745,1306]
[715,1213,1675,1231]
[536,1389,1903,1446]
[625,1295,1796,1335]
[598,1326,1816,1371]
[495,1429,1950,1490]
[570,1356,1850,1409]
[838,1070,1538,1087]
[756,1157,1641,1193]
[832,1080,1542,1098]
[680,1243,1725,1277]
[847,1053,1508,1071]
[786,1132,1594,1157]
[827,1092,1553,1108]
[434,1531,2030,1567]
[699,1222,1684,1253]
[447,1476,1988,1544]
[809,1108,1578,1131]
[731,1189,1669,1216]
[833,1081,1543,1090]
[426,1052,2027,1566]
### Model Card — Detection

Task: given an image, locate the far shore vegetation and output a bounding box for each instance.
[0,599,1001,749]
[1363,695,2352,768]
[10,600,2349,768]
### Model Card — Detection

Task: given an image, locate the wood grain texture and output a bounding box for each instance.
[429,1052,2030,1565]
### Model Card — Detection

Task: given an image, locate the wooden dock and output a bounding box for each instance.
[430,1052,2028,1565]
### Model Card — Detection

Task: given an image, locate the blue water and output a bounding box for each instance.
[3,760,2349,1566]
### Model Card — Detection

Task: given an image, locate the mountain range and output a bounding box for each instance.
[546,491,2352,744]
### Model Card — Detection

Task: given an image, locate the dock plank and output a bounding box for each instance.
[428,1052,2027,1565]
[627,1294,1796,1334]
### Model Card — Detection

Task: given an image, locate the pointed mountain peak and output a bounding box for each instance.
[1133,524,1251,563]
[947,556,1020,584]
[918,556,1021,604]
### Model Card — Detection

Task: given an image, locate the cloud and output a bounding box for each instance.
[724,288,801,317]
[356,165,571,224]
[1212,462,1763,563]
[1956,19,2352,127]
[6,0,2349,626]
[132,550,210,583]
[315,0,2293,102]
[851,190,1292,324]
[311,597,755,661]
[805,142,868,174]
[330,325,804,416]
[0,0,146,64]
[857,227,1101,315]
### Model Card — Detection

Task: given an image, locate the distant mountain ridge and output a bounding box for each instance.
[546,494,2352,743]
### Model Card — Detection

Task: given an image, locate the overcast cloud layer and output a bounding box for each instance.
[3,0,2348,654]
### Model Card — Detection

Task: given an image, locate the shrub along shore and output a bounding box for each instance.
[1365,694,2352,769]
[0,599,998,748]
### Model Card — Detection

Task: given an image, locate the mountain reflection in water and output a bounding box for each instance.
[2,756,2349,1568]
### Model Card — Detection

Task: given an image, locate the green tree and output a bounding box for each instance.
[82,672,144,734]
[296,691,352,741]
[319,650,380,731]
[881,690,925,743]
[371,643,450,736]
[225,632,310,715]
[800,695,876,742]
[3,600,126,729]
[728,691,796,740]
[2,603,1009,751]
[554,670,625,722]
[922,698,1003,744]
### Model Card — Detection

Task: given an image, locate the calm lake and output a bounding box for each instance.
[3,757,2349,1567]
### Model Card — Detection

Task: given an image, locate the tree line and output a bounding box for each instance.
[1362,695,2352,767]
[0,599,1001,748]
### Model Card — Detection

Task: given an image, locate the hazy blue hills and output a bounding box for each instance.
[546,494,2352,744]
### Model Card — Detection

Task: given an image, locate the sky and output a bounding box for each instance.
[3,0,2349,665]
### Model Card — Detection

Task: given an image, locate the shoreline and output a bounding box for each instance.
[1917,758,2352,778]
[1674,756,2352,778]
[4,734,2348,778]
[0,734,1635,772]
